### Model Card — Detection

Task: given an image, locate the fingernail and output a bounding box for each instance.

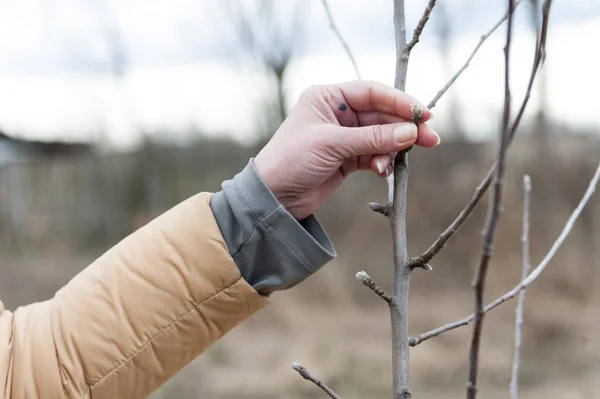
[376,159,386,174]
[429,111,435,120]
[394,124,417,144]
[434,132,441,146]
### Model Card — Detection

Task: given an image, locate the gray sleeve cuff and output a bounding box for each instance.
[209,159,336,295]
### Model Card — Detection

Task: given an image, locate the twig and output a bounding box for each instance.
[506,0,552,143]
[369,201,391,216]
[356,271,394,305]
[409,161,600,347]
[510,175,532,399]
[466,1,514,396]
[407,166,494,269]
[427,0,524,109]
[321,0,361,80]
[406,0,437,53]
[410,0,551,270]
[293,362,342,399]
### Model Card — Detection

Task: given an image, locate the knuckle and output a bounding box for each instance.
[301,85,324,100]
[368,125,388,151]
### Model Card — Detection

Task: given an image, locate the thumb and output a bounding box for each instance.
[333,122,417,157]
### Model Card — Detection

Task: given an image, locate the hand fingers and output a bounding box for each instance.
[335,81,432,122]
[415,123,441,147]
[332,122,418,157]
[371,153,395,175]
[339,154,395,179]
[357,111,441,147]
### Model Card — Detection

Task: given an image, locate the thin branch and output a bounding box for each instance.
[510,175,532,399]
[393,0,408,92]
[293,362,342,399]
[506,0,552,143]
[389,149,412,399]
[427,0,524,110]
[409,161,600,347]
[466,0,514,396]
[406,0,437,53]
[389,1,412,397]
[410,0,551,270]
[356,271,394,305]
[407,166,494,269]
[321,0,361,80]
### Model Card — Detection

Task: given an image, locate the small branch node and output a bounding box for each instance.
[355,271,394,305]
[407,257,432,271]
[523,174,531,191]
[410,104,423,125]
[369,202,391,216]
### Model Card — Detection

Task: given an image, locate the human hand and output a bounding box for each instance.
[253,80,440,220]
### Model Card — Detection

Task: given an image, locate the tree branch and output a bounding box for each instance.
[321,0,361,80]
[356,271,394,305]
[293,362,342,399]
[427,0,524,110]
[409,0,552,270]
[405,0,437,53]
[466,1,514,396]
[393,0,408,92]
[389,1,413,398]
[409,161,600,347]
[510,175,532,399]
[407,166,494,269]
[389,149,411,399]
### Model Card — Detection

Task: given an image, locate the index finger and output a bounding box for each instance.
[336,80,432,122]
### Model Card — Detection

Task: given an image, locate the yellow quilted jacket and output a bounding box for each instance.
[0,193,268,398]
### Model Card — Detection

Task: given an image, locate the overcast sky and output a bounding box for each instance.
[0,0,599,148]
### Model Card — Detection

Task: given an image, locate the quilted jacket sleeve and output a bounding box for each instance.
[0,193,267,399]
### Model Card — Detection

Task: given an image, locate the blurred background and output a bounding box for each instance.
[1,0,599,397]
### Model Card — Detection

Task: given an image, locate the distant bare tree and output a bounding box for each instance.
[218,0,305,145]
[87,0,129,79]
[527,0,549,137]
[432,2,466,139]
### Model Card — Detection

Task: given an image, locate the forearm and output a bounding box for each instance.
[5,193,267,398]
[2,160,337,399]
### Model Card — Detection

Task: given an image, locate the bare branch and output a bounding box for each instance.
[506,0,552,143]
[405,0,437,53]
[293,362,342,399]
[510,175,532,399]
[389,149,412,399]
[410,0,551,270]
[321,0,361,80]
[427,0,524,109]
[466,1,515,395]
[393,0,408,91]
[356,271,394,305]
[409,161,600,347]
[408,166,494,268]
[389,2,412,397]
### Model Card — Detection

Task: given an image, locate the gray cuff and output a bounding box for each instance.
[209,159,336,295]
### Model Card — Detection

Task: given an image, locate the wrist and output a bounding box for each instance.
[252,156,288,209]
